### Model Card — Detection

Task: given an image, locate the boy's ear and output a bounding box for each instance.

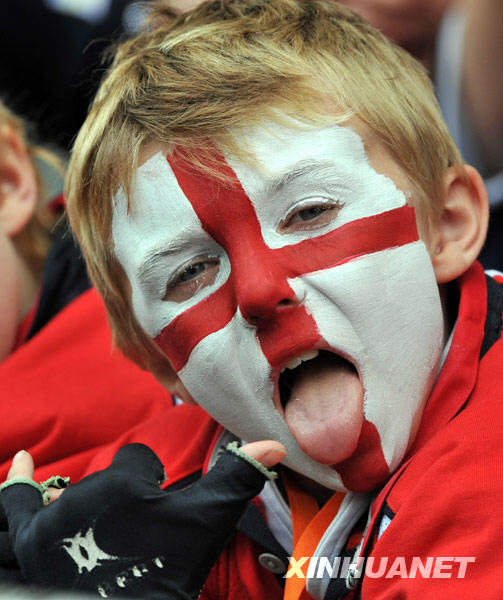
[0,125,38,237]
[152,368,199,406]
[430,165,489,284]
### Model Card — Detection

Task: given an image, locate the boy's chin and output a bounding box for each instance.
[290,451,390,496]
[291,444,392,495]
[286,469,336,504]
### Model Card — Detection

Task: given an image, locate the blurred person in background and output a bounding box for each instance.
[0,97,174,486]
[337,0,503,267]
[0,0,142,151]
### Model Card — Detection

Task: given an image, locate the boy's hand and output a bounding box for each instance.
[0,441,285,599]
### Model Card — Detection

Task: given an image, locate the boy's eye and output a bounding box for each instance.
[279,200,344,233]
[164,258,220,303]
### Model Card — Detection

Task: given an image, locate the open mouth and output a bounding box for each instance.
[277,349,364,465]
[279,349,358,410]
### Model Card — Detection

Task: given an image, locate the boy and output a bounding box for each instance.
[3,1,501,598]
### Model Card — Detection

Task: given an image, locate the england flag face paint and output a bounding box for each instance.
[112,121,444,492]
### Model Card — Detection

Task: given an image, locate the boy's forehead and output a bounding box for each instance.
[224,120,371,199]
[135,117,412,194]
[119,119,418,240]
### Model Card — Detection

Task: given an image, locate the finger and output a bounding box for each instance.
[111,443,166,484]
[240,440,287,468]
[156,443,285,598]
[0,531,16,567]
[45,488,65,503]
[0,451,43,537]
[6,450,34,481]
[185,440,284,513]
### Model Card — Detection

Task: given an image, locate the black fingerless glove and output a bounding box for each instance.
[0,442,276,599]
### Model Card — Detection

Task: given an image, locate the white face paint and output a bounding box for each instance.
[112,121,444,492]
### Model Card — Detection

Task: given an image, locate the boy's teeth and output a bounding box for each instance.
[283,349,319,371]
[300,349,319,362]
[285,357,302,370]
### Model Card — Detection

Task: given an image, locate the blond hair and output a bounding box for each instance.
[66,0,463,368]
[0,100,64,275]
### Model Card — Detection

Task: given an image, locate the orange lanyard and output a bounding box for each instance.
[283,474,345,600]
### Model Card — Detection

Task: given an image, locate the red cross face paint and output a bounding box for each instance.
[112,122,444,492]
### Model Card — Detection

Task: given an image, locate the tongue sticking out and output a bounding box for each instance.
[283,353,364,465]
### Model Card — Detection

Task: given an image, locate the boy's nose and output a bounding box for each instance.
[234,254,299,326]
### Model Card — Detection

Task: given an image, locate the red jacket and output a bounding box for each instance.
[0,288,174,482]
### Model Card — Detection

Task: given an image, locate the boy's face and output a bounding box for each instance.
[112,120,444,492]
[0,230,24,361]
[0,125,38,362]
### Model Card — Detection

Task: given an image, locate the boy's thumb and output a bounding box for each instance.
[239,440,287,468]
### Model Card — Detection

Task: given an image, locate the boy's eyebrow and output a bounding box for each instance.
[263,159,337,195]
[137,242,188,285]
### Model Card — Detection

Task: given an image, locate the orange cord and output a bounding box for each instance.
[282,474,345,600]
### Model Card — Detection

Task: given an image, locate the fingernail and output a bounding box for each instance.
[261,447,287,465]
[12,450,26,465]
